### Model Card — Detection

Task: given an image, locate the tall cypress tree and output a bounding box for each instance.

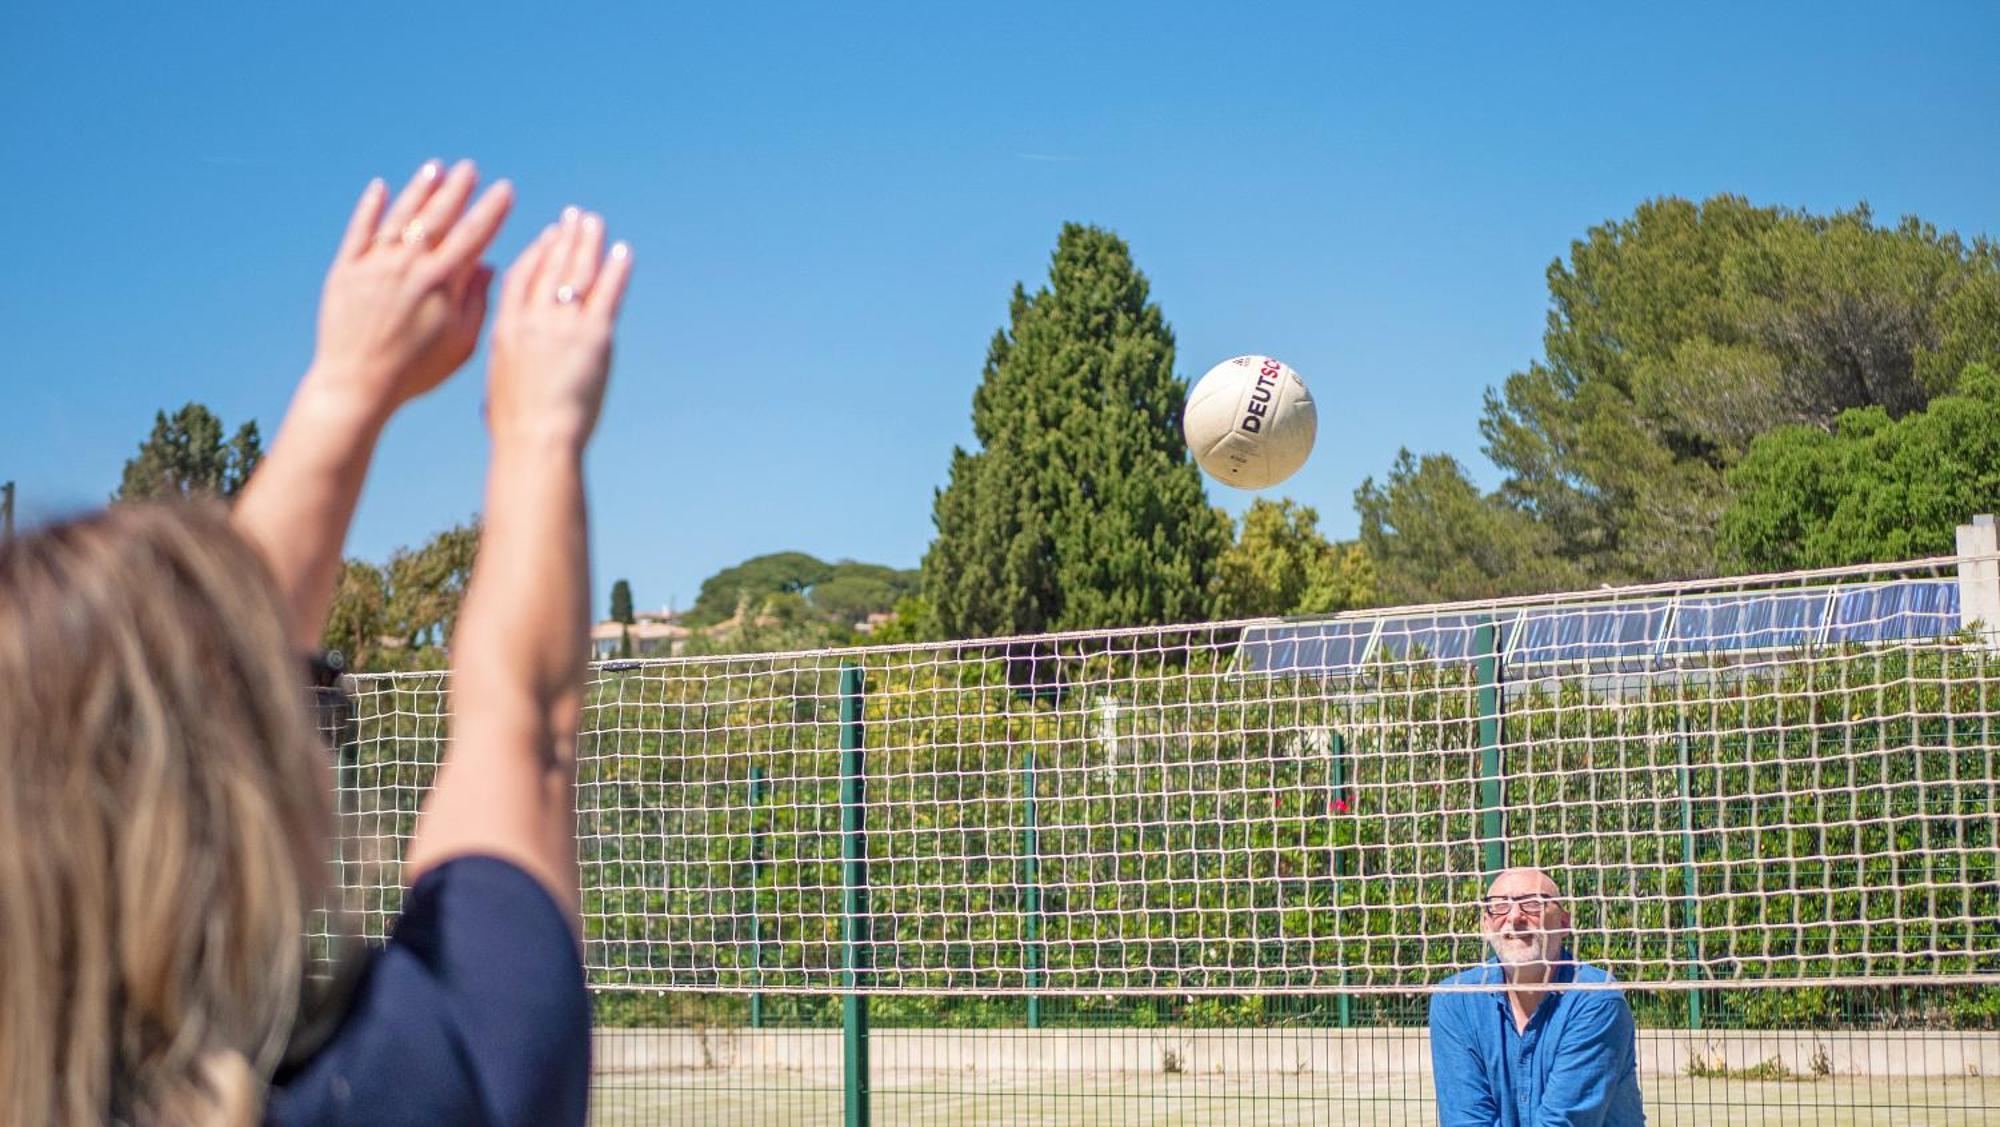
[924,224,1228,639]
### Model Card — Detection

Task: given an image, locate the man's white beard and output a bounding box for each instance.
[1489,928,1553,967]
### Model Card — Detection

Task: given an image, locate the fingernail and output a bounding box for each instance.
[581,213,602,233]
[368,177,386,193]
[562,205,581,225]
[420,160,442,180]
[610,241,630,260]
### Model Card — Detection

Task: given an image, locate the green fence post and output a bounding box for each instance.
[1474,622,1506,878]
[1676,718,1703,1030]
[840,664,871,1127]
[1023,747,1044,1029]
[749,765,766,1031]
[1330,730,1351,1029]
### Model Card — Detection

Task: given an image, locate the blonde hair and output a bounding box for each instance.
[0,503,331,1125]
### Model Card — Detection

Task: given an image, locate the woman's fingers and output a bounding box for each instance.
[377,160,445,247]
[336,179,388,261]
[424,180,514,286]
[406,160,478,251]
[541,207,584,300]
[460,264,495,330]
[561,211,606,303]
[586,241,633,323]
[498,209,629,320]
[501,225,558,315]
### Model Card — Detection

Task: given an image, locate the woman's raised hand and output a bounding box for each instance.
[311,160,514,413]
[486,207,632,451]
[409,210,631,912]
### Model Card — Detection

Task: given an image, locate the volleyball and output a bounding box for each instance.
[1182,355,1317,490]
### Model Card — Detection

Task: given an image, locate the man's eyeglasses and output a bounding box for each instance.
[1480,894,1561,920]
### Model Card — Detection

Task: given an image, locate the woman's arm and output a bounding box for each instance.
[233,160,512,648]
[404,208,632,917]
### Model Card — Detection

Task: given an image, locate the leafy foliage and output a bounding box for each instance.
[686,552,833,626]
[610,579,635,625]
[1719,364,2000,571]
[805,563,922,628]
[385,520,479,652]
[1366,197,2000,598]
[322,519,479,671]
[680,552,919,652]
[324,560,388,669]
[924,224,1230,638]
[115,402,262,501]
[1356,451,1584,605]
[1210,498,1376,619]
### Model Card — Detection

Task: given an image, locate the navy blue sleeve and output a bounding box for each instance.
[268,856,590,1126]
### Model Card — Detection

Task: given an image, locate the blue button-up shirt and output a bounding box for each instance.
[1428,955,1646,1126]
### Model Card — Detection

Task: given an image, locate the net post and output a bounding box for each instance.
[1022,747,1044,1029]
[749,765,766,1031]
[1330,730,1351,1029]
[1474,621,1506,878]
[839,663,871,1127]
[1676,717,1704,1030]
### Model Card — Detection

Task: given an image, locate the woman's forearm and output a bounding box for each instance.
[231,371,390,650]
[454,436,590,760]
[404,208,628,917]
[408,436,590,912]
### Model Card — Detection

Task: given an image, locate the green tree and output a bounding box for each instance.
[866,595,938,645]
[673,553,919,650]
[1453,196,2000,586]
[609,578,635,624]
[323,560,389,670]
[385,519,481,654]
[682,589,850,656]
[809,563,922,627]
[924,223,1229,638]
[116,402,263,501]
[685,551,833,626]
[1356,451,1585,606]
[1210,498,1376,620]
[1718,364,2000,572]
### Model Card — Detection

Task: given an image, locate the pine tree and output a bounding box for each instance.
[116,402,263,501]
[609,579,635,624]
[924,224,1229,638]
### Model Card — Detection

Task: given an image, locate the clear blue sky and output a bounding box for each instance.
[4,3,1996,617]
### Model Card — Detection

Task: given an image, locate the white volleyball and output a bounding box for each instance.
[1182,355,1317,490]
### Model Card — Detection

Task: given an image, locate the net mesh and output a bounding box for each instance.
[322,558,2000,1009]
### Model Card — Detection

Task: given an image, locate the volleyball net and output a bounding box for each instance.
[322,554,2000,1006]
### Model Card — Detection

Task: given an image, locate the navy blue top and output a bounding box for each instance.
[1429,956,1645,1126]
[266,856,590,1126]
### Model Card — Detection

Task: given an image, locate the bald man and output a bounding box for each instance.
[1427,868,1645,1126]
